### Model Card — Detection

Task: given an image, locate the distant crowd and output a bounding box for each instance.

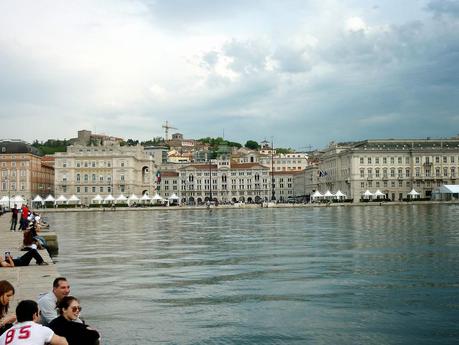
[1,206,101,345]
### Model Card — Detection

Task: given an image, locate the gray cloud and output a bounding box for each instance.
[426,0,459,18]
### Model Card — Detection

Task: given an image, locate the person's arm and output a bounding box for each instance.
[0,313,16,325]
[0,255,14,267]
[38,294,58,324]
[49,334,68,345]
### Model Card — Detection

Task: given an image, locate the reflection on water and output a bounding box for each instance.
[47,205,459,345]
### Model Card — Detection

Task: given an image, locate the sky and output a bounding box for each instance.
[1,0,459,150]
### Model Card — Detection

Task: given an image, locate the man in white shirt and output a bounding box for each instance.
[37,278,70,326]
[0,300,67,345]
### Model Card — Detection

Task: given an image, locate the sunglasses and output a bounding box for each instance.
[71,306,82,312]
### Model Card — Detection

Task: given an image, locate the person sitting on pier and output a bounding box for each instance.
[0,249,48,267]
[0,280,16,335]
[38,278,71,326]
[0,300,68,345]
[49,296,100,345]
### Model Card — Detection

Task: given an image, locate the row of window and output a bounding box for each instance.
[1,182,25,191]
[360,180,445,189]
[1,161,29,167]
[360,167,457,178]
[359,156,457,165]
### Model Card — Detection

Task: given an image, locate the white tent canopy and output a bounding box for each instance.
[408,189,420,196]
[152,193,163,201]
[33,195,44,202]
[168,193,179,200]
[374,190,386,199]
[140,194,151,201]
[92,194,103,203]
[44,194,55,202]
[334,190,346,199]
[362,190,373,197]
[13,195,25,204]
[0,196,9,203]
[104,195,115,203]
[311,191,323,198]
[323,190,334,198]
[55,195,67,203]
[127,194,139,205]
[68,195,80,203]
[116,194,128,202]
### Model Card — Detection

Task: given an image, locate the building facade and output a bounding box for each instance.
[156,159,271,204]
[294,138,459,202]
[54,143,157,205]
[0,140,54,202]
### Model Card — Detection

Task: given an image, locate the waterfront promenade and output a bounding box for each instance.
[0,214,58,308]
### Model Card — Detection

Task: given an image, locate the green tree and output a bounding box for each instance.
[275,147,294,154]
[244,140,260,150]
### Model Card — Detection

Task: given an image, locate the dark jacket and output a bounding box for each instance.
[49,315,100,345]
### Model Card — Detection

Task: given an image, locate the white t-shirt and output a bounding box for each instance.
[0,321,54,345]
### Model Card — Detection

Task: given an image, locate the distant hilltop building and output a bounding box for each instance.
[74,130,124,146]
[167,132,207,153]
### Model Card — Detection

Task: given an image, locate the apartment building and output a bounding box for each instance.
[294,138,459,202]
[0,140,54,201]
[54,143,156,205]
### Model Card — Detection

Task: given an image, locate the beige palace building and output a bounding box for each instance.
[294,138,459,202]
[53,143,157,205]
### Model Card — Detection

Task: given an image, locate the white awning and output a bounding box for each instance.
[55,195,68,203]
[116,194,128,201]
[140,194,151,201]
[168,193,179,200]
[92,194,103,202]
[33,195,44,203]
[128,194,139,201]
[374,190,385,197]
[68,195,80,203]
[408,189,420,196]
[311,191,323,198]
[334,190,346,198]
[44,194,55,202]
[362,190,373,197]
[104,194,115,202]
[13,195,25,203]
[152,194,164,200]
[323,190,334,197]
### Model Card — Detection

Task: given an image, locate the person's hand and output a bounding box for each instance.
[4,314,16,324]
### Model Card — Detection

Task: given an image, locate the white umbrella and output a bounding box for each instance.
[311,191,323,201]
[32,195,44,206]
[140,194,151,204]
[362,190,373,198]
[168,193,179,200]
[408,189,420,199]
[128,194,139,206]
[374,190,385,199]
[323,190,334,198]
[116,194,128,203]
[152,193,163,201]
[104,194,115,203]
[92,194,103,203]
[44,194,55,202]
[13,195,25,204]
[68,195,80,204]
[55,195,68,204]
[0,196,9,205]
[334,190,346,199]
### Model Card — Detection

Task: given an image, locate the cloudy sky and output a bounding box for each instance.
[1,0,458,149]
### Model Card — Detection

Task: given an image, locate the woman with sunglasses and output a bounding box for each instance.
[0,280,16,335]
[49,296,100,345]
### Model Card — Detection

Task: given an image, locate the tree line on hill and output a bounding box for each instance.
[31,137,294,155]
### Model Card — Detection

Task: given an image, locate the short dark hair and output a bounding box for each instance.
[53,277,67,288]
[16,300,38,322]
[57,296,79,315]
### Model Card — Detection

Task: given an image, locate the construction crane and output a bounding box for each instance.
[162,121,178,141]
